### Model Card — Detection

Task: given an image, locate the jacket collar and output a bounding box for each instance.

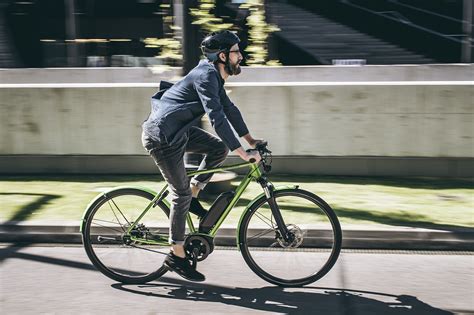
[199,59,225,86]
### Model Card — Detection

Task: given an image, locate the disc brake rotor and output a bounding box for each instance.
[277,224,304,248]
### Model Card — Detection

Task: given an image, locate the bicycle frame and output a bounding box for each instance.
[125,161,264,245]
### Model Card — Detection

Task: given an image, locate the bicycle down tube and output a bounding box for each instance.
[207,162,262,237]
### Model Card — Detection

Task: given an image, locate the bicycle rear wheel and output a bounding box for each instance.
[82,188,170,284]
[239,188,342,287]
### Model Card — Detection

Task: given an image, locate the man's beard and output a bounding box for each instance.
[225,60,241,76]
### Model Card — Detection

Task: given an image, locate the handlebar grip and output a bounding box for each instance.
[249,158,256,163]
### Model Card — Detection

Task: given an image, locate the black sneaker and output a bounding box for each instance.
[163,253,205,282]
[189,198,208,218]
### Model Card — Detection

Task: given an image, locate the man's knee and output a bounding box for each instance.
[170,186,192,204]
[214,142,229,160]
[178,186,192,198]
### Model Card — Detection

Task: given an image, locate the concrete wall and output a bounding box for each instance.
[0,65,473,176]
[0,86,152,155]
[1,83,472,157]
[1,63,473,83]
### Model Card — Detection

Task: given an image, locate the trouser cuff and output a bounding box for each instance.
[190,178,207,190]
[170,238,185,245]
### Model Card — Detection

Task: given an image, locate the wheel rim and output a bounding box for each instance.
[84,190,170,280]
[241,191,341,284]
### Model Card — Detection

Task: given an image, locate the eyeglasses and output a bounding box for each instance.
[229,49,242,54]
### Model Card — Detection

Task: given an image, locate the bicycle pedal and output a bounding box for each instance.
[191,248,200,269]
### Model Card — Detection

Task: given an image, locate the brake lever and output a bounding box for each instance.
[255,141,268,150]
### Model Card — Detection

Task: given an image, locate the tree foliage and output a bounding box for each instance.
[143,2,182,64]
[239,0,280,66]
[145,0,280,66]
[190,0,233,33]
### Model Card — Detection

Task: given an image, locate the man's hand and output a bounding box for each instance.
[246,150,262,163]
[234,147,262,163]
[243,134,265,149]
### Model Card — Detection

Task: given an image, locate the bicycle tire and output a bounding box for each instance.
[238,188,342,287]
[82,188,170,284]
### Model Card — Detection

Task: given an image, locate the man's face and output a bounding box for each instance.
[225,43,243,75]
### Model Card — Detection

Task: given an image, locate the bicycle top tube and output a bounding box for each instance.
[186,142,270,178]
[186,161,256,177]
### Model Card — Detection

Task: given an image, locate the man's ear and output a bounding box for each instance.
[218,51,227,63]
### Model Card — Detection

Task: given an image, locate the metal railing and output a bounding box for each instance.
[341,0,472,45]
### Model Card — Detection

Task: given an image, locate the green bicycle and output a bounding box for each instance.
[81,143,342,287]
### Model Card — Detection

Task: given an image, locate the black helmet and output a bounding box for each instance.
[201,30,240,62]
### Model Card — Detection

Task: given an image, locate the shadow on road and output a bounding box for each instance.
[112,278,452,314]
[0,192,61,223]
[0,193,62,265]
[0,244,456,314]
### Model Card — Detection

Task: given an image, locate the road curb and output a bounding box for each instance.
[1,224,473,250]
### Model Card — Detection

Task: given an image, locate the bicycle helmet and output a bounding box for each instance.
[201,30,240,62]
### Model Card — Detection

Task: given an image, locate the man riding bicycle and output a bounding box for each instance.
[142,30,263,282]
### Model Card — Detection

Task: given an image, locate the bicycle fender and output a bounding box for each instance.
[236,185,298,251]
[79,186,159,233]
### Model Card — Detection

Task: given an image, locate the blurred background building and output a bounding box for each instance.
[0,0,472,69]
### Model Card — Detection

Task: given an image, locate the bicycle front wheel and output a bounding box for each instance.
[239,188,342,287]
[82,188,170,284]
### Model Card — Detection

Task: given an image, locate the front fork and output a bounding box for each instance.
[258,177,292,243]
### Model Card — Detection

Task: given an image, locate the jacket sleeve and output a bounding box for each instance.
[194,70,242,151]
[220,88,249,137]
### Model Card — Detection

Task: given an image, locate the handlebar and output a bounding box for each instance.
[256,141,271,153]
[245,141,272,172]
[246,141,271,155]
[246,141,271,164]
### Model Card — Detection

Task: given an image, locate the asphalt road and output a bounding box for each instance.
[1,244,473,314]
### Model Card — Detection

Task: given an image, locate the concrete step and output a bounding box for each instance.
[266,2,435,65]
[1,223,473,250]
[0,7,21,68]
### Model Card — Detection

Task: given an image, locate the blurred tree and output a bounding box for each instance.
[190,0,233,33]
[144,0,280,67]
[239,0,280,66]
[142,2,182,66]
[190,0,280,66]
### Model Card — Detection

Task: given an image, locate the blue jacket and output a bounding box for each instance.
[142,60,249,151]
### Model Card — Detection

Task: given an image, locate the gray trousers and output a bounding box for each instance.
[142,126,229,245]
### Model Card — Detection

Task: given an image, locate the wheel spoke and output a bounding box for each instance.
[92,218,123,226]
[91,220,125,234]
[247,227,277,243]
[253,210,276,229]
[106,200,128,232]
[128,244,168,256]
